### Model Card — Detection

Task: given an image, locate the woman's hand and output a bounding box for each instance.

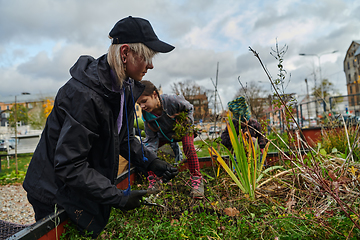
[147,159,179,182]
[169,113,180,120]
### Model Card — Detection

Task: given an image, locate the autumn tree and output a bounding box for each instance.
[311,78,344,112]
[8,104,29,128]
[28,98,54,130]
[172,80,203,99]
[311,78,338,99]
[43,99,54,118]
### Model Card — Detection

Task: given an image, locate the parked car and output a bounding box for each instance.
[333,114,359,125]
[0,139,7,152]
[0,138,18,152]
[209,126,221,135]
[7,138,17,149]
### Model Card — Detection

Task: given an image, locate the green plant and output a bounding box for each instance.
[5,152,359,239]
[0,170,26,183]
[60,222,93,239]
[208,115,279,200]
[267,130,289,152]
[321,125,360,161]
[250,43,360,233]
[0,153,32,185]
[134,117,146,137]
[58,165,360,239]
[172,111,196,141]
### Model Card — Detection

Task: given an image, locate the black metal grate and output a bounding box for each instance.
[0,220,31,240]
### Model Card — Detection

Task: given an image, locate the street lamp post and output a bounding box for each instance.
[14,95,18,174]
[305,78,311,127]
[14,92,30,175]
[299,50,338,100]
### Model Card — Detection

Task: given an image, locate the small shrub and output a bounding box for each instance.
[321,126,360,161]
[267,131,289,152]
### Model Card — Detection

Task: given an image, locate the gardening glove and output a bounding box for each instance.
[147,158,179,182]
[119,190,148,211]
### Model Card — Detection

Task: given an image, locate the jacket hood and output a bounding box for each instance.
[69,54,119,102]
[69,54,145,109]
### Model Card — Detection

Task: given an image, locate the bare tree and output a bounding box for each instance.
[311,78,338,99]
[172,80,203,98]
[171,80,213,122]
[234,81,269,120]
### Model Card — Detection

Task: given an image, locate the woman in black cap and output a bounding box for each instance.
[23,16,178,238]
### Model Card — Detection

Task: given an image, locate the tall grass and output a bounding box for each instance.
[321,125,360,162]
[208,115,278,200]
[249,44,360,232]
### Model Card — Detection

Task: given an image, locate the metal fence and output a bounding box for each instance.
[265,93,360,133]
[298,93,360,123]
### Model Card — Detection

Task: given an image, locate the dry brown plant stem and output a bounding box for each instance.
[249,46,360,231]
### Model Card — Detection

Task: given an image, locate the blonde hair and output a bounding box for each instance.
[107,40,157,87]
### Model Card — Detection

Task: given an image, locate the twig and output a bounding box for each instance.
[257,168,294,188]
[249,45,360,231]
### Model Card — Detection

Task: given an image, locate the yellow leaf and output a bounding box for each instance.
[208,147,246,193]
[348,166,358,176]
[43,99,54,118]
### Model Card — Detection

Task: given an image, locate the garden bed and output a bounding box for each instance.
[3,123,360,239]
[6,156,360,239]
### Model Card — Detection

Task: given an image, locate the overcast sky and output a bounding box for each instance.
[1,0,359,110]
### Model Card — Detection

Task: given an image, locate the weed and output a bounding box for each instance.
[172,111,197,141]
[250,42,360,233]
[0,153,32,185]
[321,125,360,161]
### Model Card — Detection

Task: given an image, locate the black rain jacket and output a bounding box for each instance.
[23,54,156,236]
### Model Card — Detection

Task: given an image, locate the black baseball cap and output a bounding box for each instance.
[109,16,175,53]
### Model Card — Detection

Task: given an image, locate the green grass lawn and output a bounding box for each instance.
[181,138,228,158]
[62,167,360,239]
[0,153,32,185]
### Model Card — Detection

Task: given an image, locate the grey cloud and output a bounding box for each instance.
[0,1,173,47]
[236,44,278,73]
[17,52,68,81]
[351,5,360,20]
[0,0,358,106]
[16,43,104,84]
[253,0,349,31]
[152,48,237,80]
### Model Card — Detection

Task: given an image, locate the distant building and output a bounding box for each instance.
[186,93,210,123]
[344,40,360,115]
[0,93,55,127]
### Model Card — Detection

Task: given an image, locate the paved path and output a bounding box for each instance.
[194,132,221,142]
[0,184,35,225]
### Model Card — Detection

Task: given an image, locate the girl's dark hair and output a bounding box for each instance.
[140,80,160,98]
